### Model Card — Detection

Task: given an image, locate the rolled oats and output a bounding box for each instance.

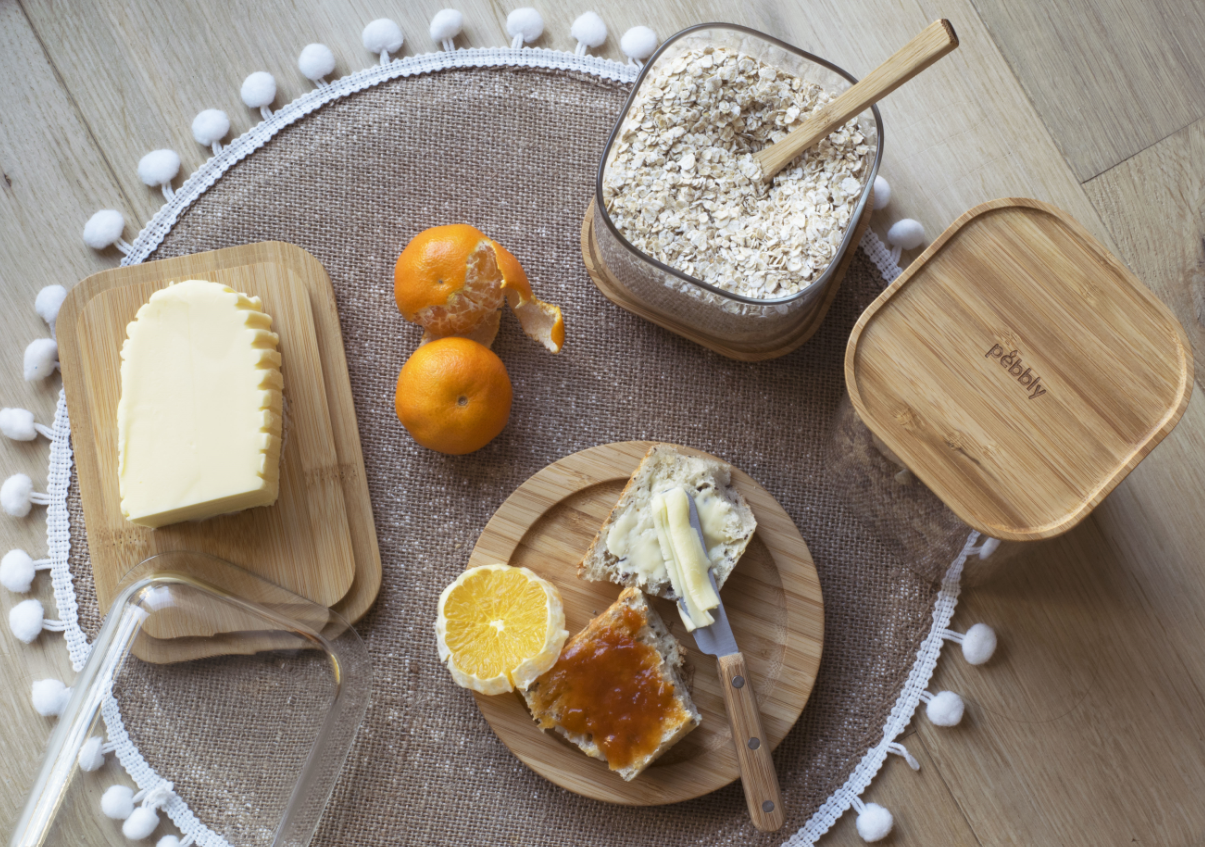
[602,47,872,299]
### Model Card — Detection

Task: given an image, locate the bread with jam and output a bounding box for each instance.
[523,587,700,780]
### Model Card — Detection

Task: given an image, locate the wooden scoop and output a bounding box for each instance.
[753,20,959,182]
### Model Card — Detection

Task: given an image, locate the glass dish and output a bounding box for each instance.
[592,23,884,358]
[9,552,370,847]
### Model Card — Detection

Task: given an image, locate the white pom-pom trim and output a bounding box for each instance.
[872,175,891,210]
[298,43,336,85]
[852,798,894,842]
[101,785,135,820]
[79,735,117,772]
[363,19,404,63]
[1,548,51,593]
[83,209,132,255]
[36,285,68,331]
[506,8,543,49]
[571,12,607,55]
[977,536,1001,559]
[31,678,72,717]
[137,150,181,200]
[0,408,52,442]
[23,338,59,382]
[156,834,195,847]
[886,740,920,770]
[885,217,925,263]
[191,109,230,154]
[921,689,965,726]
[2,473,51,517]
[9,598,64,643]
[241,72,277,119]
[430,9,463,52]
[123,806,161,840]
[620,25,658,63]
[940,623,997,665]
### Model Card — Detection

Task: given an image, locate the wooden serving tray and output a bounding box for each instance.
[469,441,824,805]
[847,198,1193,541]
[58,242,382,628]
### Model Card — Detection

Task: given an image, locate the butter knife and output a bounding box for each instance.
[684,495,784,832]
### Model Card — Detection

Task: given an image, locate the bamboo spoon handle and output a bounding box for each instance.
[753,19,959,182]
[717,652,785,832]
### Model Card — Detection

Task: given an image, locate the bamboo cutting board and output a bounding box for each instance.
[469,441,824,805]
[846,198,1193,541]
[58,242,382,628]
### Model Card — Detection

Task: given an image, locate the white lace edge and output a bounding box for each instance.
[789,531,977,845]
[121,46,639,267]
[50,45,957,847]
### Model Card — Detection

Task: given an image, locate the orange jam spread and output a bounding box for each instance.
[530,605,685,773]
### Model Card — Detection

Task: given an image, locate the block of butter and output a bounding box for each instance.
[117,279,284,528]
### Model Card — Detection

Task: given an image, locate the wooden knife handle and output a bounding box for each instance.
[717,652,785,832]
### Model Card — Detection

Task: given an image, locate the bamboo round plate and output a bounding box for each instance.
[468,441,824,805]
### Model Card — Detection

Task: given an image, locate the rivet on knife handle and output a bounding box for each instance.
[717,652,784,832]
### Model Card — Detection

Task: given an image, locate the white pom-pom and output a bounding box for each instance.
[83,209,126,250]
[1,549,36,592]
[620,26,658,61]
[101,785,135,820]
[2,473,35,517]
[137,150,180,188]
[430,9,463,44]
[298,43,336,82]
[31,678,71,717]
[191,109,230,147]
[240,72,277,109]
[24,338,58,382]
[9,598,45,643]
[506,8,544,45]
[571,12,607,48]
[978,536,1001,559]
[856,802,894,842]
[926,690,965,726]
[363,19,404,57]
[961,623,997,665]
[872,175,891,209]
[156,837,181,847]
[123,806,160,840]
[35,285,68,326]
[0,408,37,441]
[79,736,107,772]
[886,217,925,250]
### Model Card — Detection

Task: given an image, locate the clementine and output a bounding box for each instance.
[394,224,564,353]
[395,337,513,455]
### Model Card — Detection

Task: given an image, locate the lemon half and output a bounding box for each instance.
[435,564,568,695]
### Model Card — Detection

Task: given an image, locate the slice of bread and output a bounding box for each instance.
[523,587,700,780]
[578,443,757,599]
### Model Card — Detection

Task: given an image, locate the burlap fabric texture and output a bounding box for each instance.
[63,63,947,846]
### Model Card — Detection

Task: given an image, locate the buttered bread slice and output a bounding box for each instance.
[579,444,756,600]
[523,588,700,780]
[117,280,284,528]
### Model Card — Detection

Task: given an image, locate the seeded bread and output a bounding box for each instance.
[523,588,700,781]
[578,443,757,599]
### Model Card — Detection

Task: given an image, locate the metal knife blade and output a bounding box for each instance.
[683,493,739,658]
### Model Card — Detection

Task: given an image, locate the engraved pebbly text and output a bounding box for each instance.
[986,344,1047,400]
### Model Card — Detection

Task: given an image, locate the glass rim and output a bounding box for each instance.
[594,21,885,307]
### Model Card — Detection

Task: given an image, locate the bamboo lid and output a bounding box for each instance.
[845,198,1193,541]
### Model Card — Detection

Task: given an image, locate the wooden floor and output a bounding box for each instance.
[2,1,1204,844]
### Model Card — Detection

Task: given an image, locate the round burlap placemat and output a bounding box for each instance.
[59,57,958,846]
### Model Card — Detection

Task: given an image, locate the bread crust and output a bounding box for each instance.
[577,443,757,599]
[523,588,700,780]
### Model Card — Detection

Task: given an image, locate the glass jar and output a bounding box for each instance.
[588,23,883,360]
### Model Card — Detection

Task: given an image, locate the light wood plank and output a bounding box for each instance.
[971,0,1205,181]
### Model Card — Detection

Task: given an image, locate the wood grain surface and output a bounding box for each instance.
[56,242,381,628]
[848,198,1192,540]
[3,1,1205,844]
[468,442,823,807]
